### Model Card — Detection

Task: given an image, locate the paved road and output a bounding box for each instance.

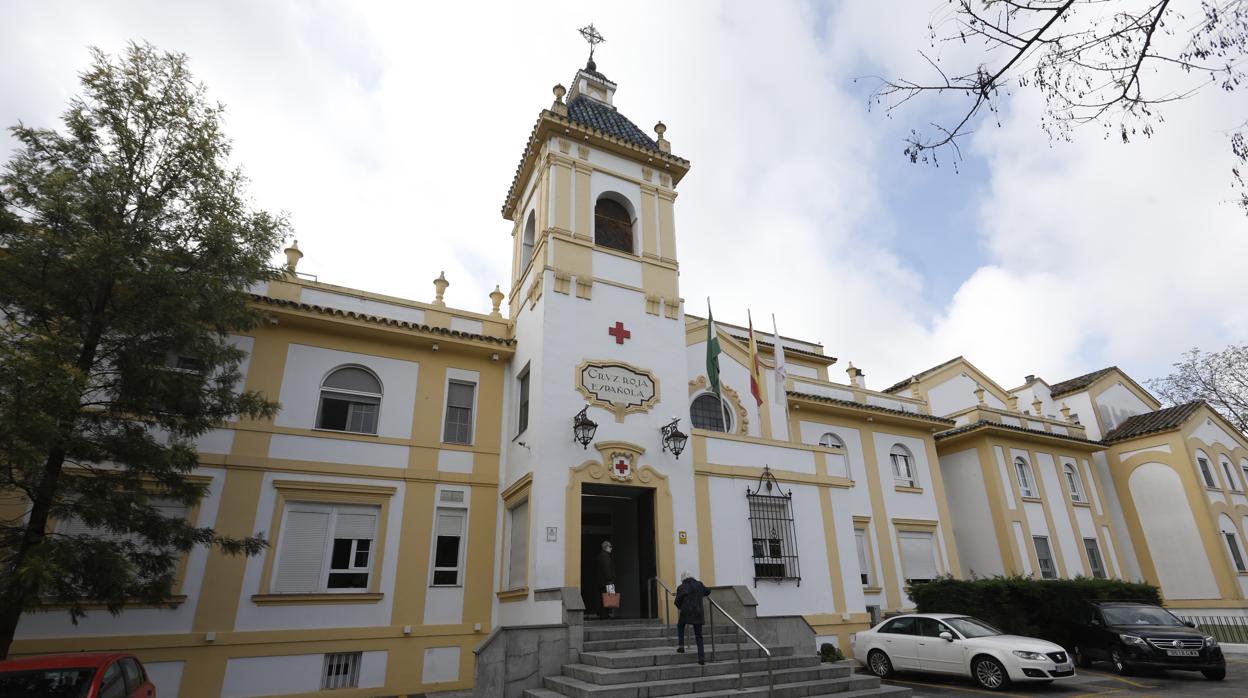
[863,655,1248,697]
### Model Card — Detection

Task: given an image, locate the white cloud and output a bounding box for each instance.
[1,0,1243,394]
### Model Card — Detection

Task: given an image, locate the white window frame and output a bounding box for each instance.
[1033,535,1057,579]
[271,501,380,594]
[890,445,916,487]
[1197,451,1217,489]
[1063,462,1085,502]
[819,432,844,449]
[1083,537,1107,579]
[316,365,383,435]
[505,497,530,591]
[322,652,362,690]
[1241,460,1248,493]
[430,499,468,587]
[854,527,875,587]
[516,363,530,436]
[441,370,479,445]
[1221,457,1241,492]
[1015,456,1036,498]
[897,529,939,584]
[690,392,732,433]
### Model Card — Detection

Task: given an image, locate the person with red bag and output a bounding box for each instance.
[597,540,617,619]
[674,571,712,665]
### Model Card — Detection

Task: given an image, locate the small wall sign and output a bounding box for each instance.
[546,526,558,542]
[576,360,660,419]
[679,531,688,545]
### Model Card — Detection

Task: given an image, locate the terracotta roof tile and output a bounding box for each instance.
[565,95,659,152]
[1102,401,1204,443]
[1049,366,1117,398]
[884,356,965,394]
[787,391,954,426]
[936,419,1100,446]
[252,294,514,346]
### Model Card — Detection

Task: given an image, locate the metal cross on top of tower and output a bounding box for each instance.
[578,23,605,62]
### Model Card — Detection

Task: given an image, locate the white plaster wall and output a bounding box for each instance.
[221,651,386,697]
[788,378,854,403]
[1093,451,1143,580]
[1078,458,1105,516]
[15,467,227,639]
[437,449,475,473]
[1094,383,1153,434]
[1062,392,1100,439]
[450,316,485,335]
[584,142,646,181]
[234,472,404,630]
[592,249,643,288]
[993,447,1016,510]
[300,288,427,326]
[1192,417,1243,452]
[1130,462,1220,599]
[765,367,791,441]
[787,363,819,379]
[269,434,408,468]
[705,437,815,474]
[1119,443,1171,462]
[274,344,419,439]
[422,646,462,684]
[229,334,256,395]
[872,431,946,605]
[144,661,183,698]
[1000,415,1021,427]
[926,374,1006,417]
[938,449,1003,578]
[1036,453,1083,576]
[195,428,235,455]
[1101,525,1122,578]
[1012,522,1033,575]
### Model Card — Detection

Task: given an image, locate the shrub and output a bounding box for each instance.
[908,576,1162,650]
[819,642,844,662]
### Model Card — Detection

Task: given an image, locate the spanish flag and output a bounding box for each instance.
[747,310,763,406]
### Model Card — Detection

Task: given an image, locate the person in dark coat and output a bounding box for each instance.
[674,571,711,664]
[596,540,615,619]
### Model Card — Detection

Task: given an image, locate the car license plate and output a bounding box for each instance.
[1056,662,1072,672]
[1167,649,1199,657]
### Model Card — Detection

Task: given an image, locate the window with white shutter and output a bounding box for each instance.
[855,528,874,586]
[272,503,379,593]
[432,507,466,586]
[506,499,529,590]
[898,530,939,584]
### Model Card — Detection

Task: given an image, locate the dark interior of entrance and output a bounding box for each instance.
[580,484,656,619]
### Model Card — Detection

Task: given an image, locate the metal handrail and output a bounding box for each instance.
[706,595,773,694]
[646,577,676,641]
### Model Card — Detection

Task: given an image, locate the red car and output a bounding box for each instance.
[0,652,154,698]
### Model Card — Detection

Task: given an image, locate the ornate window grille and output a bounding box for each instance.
[746,466,800,585]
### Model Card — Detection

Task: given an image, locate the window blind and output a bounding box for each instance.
[898,531,938,581]
[274,509,331,593]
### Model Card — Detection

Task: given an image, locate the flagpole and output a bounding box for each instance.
[708,297,729,429]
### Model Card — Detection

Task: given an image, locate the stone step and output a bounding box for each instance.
[585,624,743,642]
[584,630,744,651]
[562,654,828,685]
[532,671,885,698]
[584,618,663,625]
[579,644,795,669]
[523,683,910,698]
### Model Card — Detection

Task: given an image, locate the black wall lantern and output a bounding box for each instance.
[660,417,688,459]
[572,406,598,449]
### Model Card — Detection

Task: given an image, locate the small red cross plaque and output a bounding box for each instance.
[608,321,631,345]
[615,458,629,476]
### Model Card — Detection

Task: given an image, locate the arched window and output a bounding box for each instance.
[819,433,844,449]
[890,444,916,487]
[1063,462,1085,502]
[690,393,732,432]
[520,210,536,272]
[1241,459,1248,492]
[1221,457,1241,492]
[1014,457,1036,498]
[1221,515,1247,572]
[317,366,382,434]
[1196,450,1217,489]
[594,195,634,253]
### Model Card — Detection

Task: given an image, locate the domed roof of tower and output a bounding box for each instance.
[563,60,660,152]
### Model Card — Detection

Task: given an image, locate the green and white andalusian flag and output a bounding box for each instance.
[706,300,721,396]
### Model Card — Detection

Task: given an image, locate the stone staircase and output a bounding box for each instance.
[522,618,910,698]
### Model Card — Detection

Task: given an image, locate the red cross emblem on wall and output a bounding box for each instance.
[615,458,629,476]
[608,321,631,345]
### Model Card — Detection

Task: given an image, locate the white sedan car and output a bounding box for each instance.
[852,613,1075,691]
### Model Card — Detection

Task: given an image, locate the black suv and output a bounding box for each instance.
[1073,601,1225,680]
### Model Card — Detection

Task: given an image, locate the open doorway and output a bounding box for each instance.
[580,484,656,619]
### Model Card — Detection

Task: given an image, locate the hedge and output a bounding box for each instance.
[908,576,1163,650]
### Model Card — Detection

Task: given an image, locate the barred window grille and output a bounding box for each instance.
[746,466,800,585]
[322,652,362,689]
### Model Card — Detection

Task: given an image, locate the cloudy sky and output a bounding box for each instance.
[3,1,1245,392]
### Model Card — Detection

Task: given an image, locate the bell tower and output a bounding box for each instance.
[497,28,698,614]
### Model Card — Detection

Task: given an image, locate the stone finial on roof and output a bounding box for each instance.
[489,285,505,318]
[654,121,670,154]
[1031,397,1044,416]
[1008,395,1020,412]
[552,84,568,116]
[973,384,986,406]
[1060,403,1072,422]
[433,271,449,307]
[846,362,866,389]
[283,239,303,273]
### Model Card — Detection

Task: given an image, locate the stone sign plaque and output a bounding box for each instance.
[576,360,660,417]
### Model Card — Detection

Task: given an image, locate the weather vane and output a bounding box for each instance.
[578,23,605,62]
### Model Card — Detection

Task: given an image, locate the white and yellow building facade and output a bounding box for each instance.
[8,57,1247,698]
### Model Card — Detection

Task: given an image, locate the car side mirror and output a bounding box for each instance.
[1090,619,1101,627]
[1184,621,1196,628]
[939,631,953,642]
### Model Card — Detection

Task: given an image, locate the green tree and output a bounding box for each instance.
[0,43,284,659]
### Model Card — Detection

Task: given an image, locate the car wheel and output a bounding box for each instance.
[1202,667,1226,681]
[1110,649,1133,676]
[973,656,1010,691]
[867,649,894,678]
[1074,646,1093,669]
